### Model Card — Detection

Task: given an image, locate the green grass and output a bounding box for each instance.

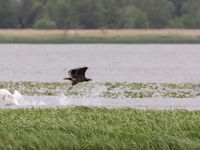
[0,34,200,43]
[0,81,199,98]
[0,107,200,149]
[0,81,200,149]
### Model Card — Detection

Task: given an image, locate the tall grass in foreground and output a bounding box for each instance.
[0,107,200,149]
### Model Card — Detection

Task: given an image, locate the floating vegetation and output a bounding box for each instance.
[0,81,199,98]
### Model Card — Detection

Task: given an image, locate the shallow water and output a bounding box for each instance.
[0,44,200,83]
[1,44,200,109]
[1,96,200,110]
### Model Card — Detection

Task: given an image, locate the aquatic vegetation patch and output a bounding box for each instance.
[0,81,199,98]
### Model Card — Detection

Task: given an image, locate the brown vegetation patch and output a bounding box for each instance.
[1,29,200,36]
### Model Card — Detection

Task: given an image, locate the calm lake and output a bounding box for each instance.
[0,44,200,83]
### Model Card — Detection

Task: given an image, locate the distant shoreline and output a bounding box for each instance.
[0,29,200,43]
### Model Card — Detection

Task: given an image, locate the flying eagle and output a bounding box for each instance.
[64,67,92,90]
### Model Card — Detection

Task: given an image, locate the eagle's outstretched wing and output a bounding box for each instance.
[68,67,88,79]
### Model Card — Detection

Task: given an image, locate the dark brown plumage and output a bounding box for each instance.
[63,67,92,90]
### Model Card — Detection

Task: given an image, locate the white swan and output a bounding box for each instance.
[0,89,24,105]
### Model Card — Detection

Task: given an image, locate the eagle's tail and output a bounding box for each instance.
[63,77,72,81]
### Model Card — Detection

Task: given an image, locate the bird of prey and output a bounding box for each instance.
[64,67,92,90]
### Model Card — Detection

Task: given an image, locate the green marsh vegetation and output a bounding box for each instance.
[0,81,200,149]
[0,107,200,149]
[0,81,199,98]
[0,34,200,43]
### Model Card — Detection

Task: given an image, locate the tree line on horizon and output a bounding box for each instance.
[1,0,200,29]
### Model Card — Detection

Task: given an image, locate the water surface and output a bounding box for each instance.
[0,44,200,83]
[1,96,200,110]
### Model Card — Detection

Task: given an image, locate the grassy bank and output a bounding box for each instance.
[0,34,200,43]
[0,107,200,149]
[0,81,200,98]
